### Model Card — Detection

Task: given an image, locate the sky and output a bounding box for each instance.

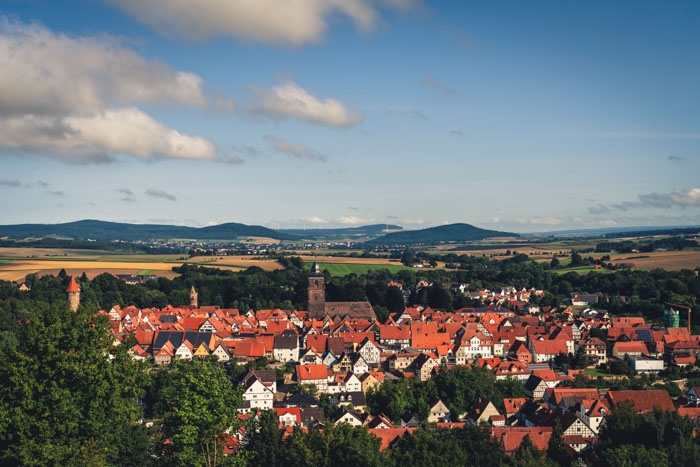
[1,0,699,234]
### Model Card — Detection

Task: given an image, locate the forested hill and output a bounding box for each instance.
[365,223,518,245]
[0,219,299,242]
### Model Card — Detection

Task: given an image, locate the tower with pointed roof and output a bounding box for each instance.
[66,276,81,312]
[308,262,326,319]
[189,286,198,308]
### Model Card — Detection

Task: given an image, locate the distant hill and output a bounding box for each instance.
[0,220,299,242]
[528,225,700,239]
[364,223,518,245]
[280,224,403,240]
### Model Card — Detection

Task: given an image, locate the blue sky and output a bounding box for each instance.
[1,1,699,233]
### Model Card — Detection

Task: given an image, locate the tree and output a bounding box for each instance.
[244,410,286,467]
[547,419,569,465]
[158,359,243,466]
[570,252,583,267]
[386,286,406,314]
[0,303,150,466]
[603,444,670,467]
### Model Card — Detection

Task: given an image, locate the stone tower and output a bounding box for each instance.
[66,276,81,312]
[189,286,198,308]
[308,262,325,319]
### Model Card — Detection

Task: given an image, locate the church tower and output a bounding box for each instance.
[189,286,198,308]
[308,262,325,319]
[66,276,81,312]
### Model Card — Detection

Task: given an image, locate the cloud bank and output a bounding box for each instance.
[590,188,700,214]
[0,18,219,162]
[107,0,418,45]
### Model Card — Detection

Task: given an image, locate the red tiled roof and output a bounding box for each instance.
[607,390,675,413]
[503,398,527,415]
[492,426,553,454]
[530,339,568,356]
[296,364,331,382]
[368,428,416,451]
[612,341,647,354]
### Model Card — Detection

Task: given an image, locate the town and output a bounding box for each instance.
[57,262,700,460]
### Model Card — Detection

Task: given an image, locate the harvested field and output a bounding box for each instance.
[0,259,182,282]
[610,250,700,271]
[187,256,284,271]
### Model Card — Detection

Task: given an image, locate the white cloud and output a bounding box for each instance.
[0,17,221,162]
[0,108,217,162]
[671,188,700,206]
[0,18,212,116]
[265,136,327,162]
[337,216,373,225]
[106,0,405,45]
[301,216,328,224]
[250,82,363,128]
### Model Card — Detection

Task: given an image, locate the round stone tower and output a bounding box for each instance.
[66,276,81,312]
[189,286,198,308]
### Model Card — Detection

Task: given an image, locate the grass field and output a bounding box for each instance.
[306,262,411,276]
[585,368,609,378]
[551,266,608,275]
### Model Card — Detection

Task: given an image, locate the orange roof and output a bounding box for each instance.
[275,407,301,420]
[530,339,568,356]
[368,428,416,451]
[296,364,331,382]
[503,398,527,415]
[379,324,411,340]
[532,369,561,382]
[608,390,675,413]
[306,334,329,352]
[677,407,700,419]
[547,388,599,406]
[66,276,80,293]
[612,341,647,354]
[611,317,646,327]
[492,426,553,454]
[234,340,266,358]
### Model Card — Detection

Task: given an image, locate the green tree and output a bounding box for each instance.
[547,419,569,465]
[603,444,670,467]
[158,359,243,466]
[244,410,286,467]
[0,303,150,466]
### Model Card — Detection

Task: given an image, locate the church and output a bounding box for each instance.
[307,262,376,321]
